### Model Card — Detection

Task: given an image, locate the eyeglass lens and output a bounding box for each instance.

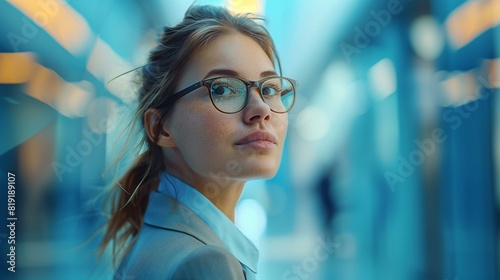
[209,77,294,113]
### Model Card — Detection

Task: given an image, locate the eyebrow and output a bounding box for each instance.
[203,68,278,79]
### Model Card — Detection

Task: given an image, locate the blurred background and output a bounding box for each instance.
[0,0,499,279]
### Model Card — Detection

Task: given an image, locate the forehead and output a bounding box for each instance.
[182,32,275,81]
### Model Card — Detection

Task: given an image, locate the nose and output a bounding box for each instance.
[242,87,271,123]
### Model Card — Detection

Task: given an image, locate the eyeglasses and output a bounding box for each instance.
[168,76,298,114]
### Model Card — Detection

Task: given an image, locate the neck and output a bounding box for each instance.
[164,166,245,222]
[182,175,245,222]
[196,179,245,222]
[163,149,247,221]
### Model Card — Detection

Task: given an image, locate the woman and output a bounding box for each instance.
[99,5,297,280]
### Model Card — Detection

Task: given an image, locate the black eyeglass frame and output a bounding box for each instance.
[166,76,299,114]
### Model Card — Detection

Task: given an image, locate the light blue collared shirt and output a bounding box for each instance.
[157,172,259,278]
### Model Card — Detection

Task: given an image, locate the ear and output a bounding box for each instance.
[144,109,176,148]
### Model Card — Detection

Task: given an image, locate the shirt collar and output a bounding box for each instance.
[157,172,259,274]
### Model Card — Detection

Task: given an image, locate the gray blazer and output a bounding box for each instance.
[115,191,247,280]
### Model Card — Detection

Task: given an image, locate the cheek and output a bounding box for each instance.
[274,114,289,140]
[172,104,235,162]
[195,115,231,148]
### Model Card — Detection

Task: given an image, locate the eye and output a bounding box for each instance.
[262,84,281,96]
[212,84,236,96]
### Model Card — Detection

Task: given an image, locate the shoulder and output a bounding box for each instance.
[117,227,245,279]
[171,245,246,280]
[116,227,205,279]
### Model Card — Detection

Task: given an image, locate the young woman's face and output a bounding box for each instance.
[163,32,288,183]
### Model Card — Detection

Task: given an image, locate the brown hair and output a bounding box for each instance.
[98,5,281,266]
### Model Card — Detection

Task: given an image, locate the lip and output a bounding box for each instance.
[235,130,277,149]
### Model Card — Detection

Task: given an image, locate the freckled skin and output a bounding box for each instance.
[161,32,287,187]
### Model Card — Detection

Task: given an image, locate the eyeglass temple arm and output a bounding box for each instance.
[166,81,203,104]
[282,88,293,96]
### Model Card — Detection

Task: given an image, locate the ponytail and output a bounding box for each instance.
[98,145,164,266]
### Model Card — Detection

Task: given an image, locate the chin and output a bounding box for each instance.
[230,152,283,179]
[244,162,280,179]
